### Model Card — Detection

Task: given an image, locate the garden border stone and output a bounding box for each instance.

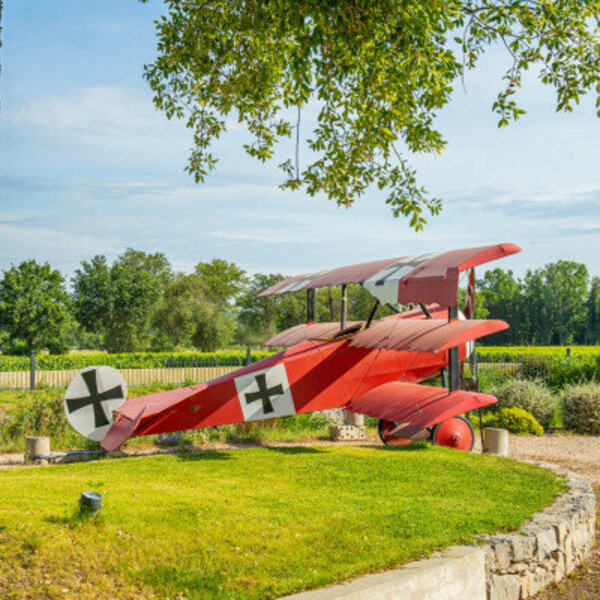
[483,462,596,599]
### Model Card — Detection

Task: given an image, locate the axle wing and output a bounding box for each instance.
[346,381,497,440]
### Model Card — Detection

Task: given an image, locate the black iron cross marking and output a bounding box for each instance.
[66,370,123,428]
[244,373,284,415]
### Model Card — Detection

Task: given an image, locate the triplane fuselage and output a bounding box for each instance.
[64,243,521,453]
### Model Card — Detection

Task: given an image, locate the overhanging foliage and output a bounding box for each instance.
[141,0,600,228]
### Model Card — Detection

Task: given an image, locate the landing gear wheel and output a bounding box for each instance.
[378,419,412,446]
[432,416,475,451]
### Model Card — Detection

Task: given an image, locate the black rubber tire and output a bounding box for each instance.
[378,419,390,445]
[378,419,412,446]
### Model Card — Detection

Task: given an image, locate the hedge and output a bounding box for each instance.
[478,346,600,361]
[0,351,277,371]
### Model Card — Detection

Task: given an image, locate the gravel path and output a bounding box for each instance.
[472,433,600,486]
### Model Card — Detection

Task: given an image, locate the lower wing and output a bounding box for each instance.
[346,380,497,438]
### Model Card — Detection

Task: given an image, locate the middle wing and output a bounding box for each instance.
[263,321,364,347]
[350,317,508,353]
[265,316,508,353]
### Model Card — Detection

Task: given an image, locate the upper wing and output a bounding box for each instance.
[257,243,521,306]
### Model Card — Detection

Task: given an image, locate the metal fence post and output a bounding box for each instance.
[29,350,36,390]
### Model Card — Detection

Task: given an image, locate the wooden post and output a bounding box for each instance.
[29,350,36,391]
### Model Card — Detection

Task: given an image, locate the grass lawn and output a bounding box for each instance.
[0,445,564,600]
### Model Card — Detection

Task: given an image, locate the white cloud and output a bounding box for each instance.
[8,86,163,135]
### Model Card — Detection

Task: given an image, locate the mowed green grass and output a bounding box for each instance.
[0,446,563,600]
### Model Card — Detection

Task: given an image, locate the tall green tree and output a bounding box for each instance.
[585,277,600,344]
[478,261,590,345]
[152,272,237,351]
[0,260,71,353]
[533,261,588,345]
[152,273,203,350]
[522,268,548,344]
[477,269,528,344]
[194,259,248,305]
[237,274,301,343]
[142,0,600,228]
[73,249,171,352]
[191,259,247,350]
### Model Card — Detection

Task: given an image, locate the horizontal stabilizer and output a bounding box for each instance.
[101,407,145,452]
[350,318,508,353]
[347,381,497,430]
[99,384,207,450]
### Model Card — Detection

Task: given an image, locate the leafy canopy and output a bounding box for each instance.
[72,249,171,353]
[141,0,600,228]
[0,260,71,352]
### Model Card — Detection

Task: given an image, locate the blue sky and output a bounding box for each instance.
[1,1,599,282]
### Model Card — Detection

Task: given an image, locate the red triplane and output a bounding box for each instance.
[64,243,521,452]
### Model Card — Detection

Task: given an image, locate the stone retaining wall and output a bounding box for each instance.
[281,462,596,600]
[483,463,596,599]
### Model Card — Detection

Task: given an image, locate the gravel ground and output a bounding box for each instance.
[485,433,600,486]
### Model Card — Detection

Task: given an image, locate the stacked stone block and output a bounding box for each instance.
[482,464,596,600]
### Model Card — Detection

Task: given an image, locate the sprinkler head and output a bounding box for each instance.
[79,491,102,517]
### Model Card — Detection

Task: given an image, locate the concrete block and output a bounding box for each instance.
[483,428,509,456]
[511,535,536,562]
[491,540,512,571]
[24,436,50,463]
[344,412,364,427]
[329,425,365,441]
[280,546,486,600]
[488,574,521,600]
[535,527,558,559]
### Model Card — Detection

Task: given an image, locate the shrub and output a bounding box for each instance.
[561,383,600,434]
[547,357,598,389]
[516,356,552,382]
[483,407,543,435]
[490,379,557,427]
[0,389,92,451]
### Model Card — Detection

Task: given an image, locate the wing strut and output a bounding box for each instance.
[340,285,347,330]
[307,288,315,323]
[448,304,460,392]
[365,300,380,329]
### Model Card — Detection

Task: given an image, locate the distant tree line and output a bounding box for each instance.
[476,261,599,345]
[0,252,597,354]
[0,249,383,355]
